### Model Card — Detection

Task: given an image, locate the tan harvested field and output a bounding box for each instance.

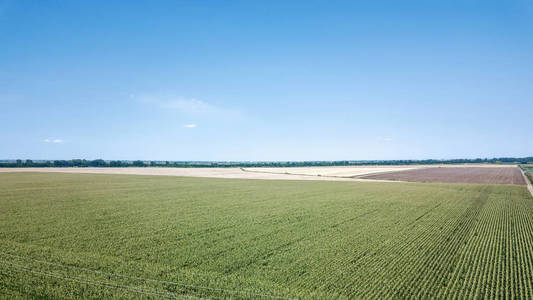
[0,165,519,182]
[362,167,526,185]
[244,164,516,177]
[243,166,421,177]
[0,167,385,181]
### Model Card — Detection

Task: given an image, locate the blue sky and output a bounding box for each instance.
[1,0,532,161]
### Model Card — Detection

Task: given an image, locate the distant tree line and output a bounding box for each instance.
[1,157,532,168]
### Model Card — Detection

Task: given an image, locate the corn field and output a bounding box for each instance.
[1,172,532,299]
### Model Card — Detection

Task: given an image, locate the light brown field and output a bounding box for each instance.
[0,164,517,182]
[0,167,405,181]
[243,166,420,177]
[244,164,516,177]
[362,166,526,185]
[0,167,361,181]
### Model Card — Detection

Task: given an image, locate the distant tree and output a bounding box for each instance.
[132,160,144,167]
[89,159,107,167]
[71,159,83,167]
[53,160,69,167]
[109,160,123,167]
[2,157,533,168]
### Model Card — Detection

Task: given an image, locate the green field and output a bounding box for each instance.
[1,172,533,299]
[520,165,533,184]
[521,165,533,172]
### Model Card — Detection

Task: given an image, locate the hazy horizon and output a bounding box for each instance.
[1,156,532,163]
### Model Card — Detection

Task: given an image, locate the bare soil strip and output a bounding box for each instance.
[361,167,526,185]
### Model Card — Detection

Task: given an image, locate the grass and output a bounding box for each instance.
[521,164,533,171]
[1,172,533,299]
[526,171,533,185]
[520,165,533,184]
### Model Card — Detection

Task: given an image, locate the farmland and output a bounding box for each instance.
[0,166,422,181]
[1,172,533,299]
[0,164,517,182]
[362,167,526,185]
[521,165,533,194]
[522,165,533,177]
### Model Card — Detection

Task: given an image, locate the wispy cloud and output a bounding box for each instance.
[44,138,63,143]
[377,136,393,142]
[135,94,238,116]
[184,124,197,128]
[160,99,214,113]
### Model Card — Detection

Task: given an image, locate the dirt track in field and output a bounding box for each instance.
[361,167,526,185]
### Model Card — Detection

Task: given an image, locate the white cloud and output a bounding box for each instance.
[43,138,63,143]
[161,99,214,113]
[184,124,197,128]
[377,136,393,142]
[136,95,238,116]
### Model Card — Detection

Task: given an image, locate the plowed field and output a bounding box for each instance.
[362,167,526,185]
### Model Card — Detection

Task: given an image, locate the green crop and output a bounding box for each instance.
[1,172,532,299]
[526,171,533,185]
